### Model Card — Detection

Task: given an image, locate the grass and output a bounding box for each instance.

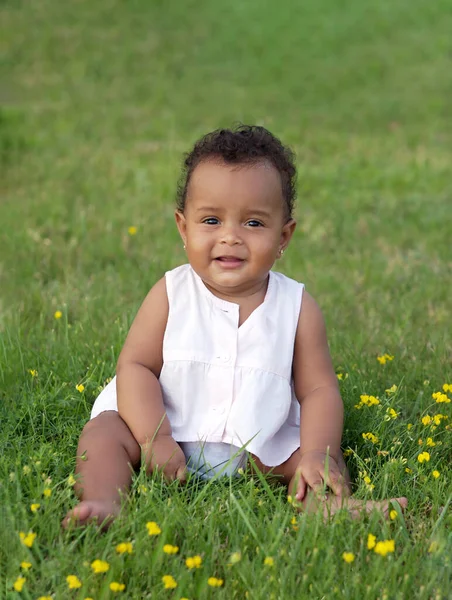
[1,0,451,597]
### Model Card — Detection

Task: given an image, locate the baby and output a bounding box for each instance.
[63,125,407,528]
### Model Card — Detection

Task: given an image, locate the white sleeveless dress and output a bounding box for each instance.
[90,264,304,477]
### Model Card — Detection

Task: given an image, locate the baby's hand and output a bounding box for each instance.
[142,435,187,482]
[290,450,350,501]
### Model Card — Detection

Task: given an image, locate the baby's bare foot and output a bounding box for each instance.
[298,493,408,520]
[62,500,119,530]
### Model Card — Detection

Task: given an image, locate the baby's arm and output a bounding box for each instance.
[116,277,186,481]
[292,291,348,499]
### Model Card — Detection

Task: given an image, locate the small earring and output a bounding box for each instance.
[183,244,186,250]
[279,248,284,256]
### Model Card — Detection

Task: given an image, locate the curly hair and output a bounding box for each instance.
[176,125,297,220]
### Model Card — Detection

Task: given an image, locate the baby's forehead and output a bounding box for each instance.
[188,159,283,198]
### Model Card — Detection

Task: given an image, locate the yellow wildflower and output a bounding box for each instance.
[374,540,395,556]
[417,451,430,463]
[23,465,31,475]
[37,596,53,600]
[91,559,110,573]
[377,354,394,365]
[13,577,26,592]
[362,432,379,444]
[54,310,62,319]
[20,561,32,570]
[116,542,133,554]
[264,556,274,567]
[342,552,355,563]
[43,487,52,498]
[343,448,353,457]
[228,551,242,565]
[386,408,398,420]
[287,495,293,504]
[76,384,85,393]
[146,521,161,536]
[433,391,451,403]
[385,384,398,394]
[67,474,76,486]
[432,470,440,479]
[433,414,447,425]
[389,510,397,520]
[421,415,432,426]
[19,531,36,548]
[29,369,38,377]
[405,467,412,473]
[128,226,138,236]
[442,383,452,393]
[66,575,82,589]
[367,534,376,550]
[185,555,202,569]
[110,582,126,592]
[30,503,40,513]
[208,577,224,587]
[407,423,413,430]
[162,575,177,589]
[163,544,179,554]
[426,437,436,447]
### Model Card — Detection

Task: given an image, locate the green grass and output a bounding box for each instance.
[1,0,451,597]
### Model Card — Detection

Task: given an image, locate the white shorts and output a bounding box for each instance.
[90,378,247,479]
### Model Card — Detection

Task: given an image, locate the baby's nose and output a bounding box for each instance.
[221,224,242,245]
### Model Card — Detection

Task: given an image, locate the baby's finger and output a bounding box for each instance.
[176,465,187,483]
[295,473,307,501]
[307,476,327,498]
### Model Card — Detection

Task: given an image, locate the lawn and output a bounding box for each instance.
[1,0,451,598]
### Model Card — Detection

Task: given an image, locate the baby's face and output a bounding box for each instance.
[175,159,296,299]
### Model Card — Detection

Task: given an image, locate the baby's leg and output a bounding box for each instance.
[62,411,140,529]
[251,450,407,518]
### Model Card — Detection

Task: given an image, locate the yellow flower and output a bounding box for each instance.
[146,521,161,536]
[228,551,242,565]
[185,555,202,569]
[377,354,394,365]
[287,495,293,504]
[421,415,432,426]
[29,369,38,377]
[43,487,52,498]
[116,542,133,554]
[405,468,412,474]
[426,437,436,447]
[417,451,430,463]
[54,310,62,319]
[208,577,224,587]
[433,414,447,425]
[67,474,76,486]
[128,226,138,236]
[13,577,26,592]
[389,510,397,520]
[264,556,274,567]
[374,540,395,556]
[20,561,32,570]
[30,503,40,513]
[162,575,177,589]
[76,384,85,393]
[362,432,379,444]
[37,596,53,600]
[386,408,398,420]
[367,534,376,550]
[19,531,36,548]
[163,544,179,554]
[91,559,110,573]
[66,575,82,589]
[385,384,398,394]
[433,391,451,403]
[442,383,452,393]
[110,582,126,592]
[23,465,31,475]
[343,448,353,457]
[407,423,413,431]
[342,552,355,563]
[432,470,440,479]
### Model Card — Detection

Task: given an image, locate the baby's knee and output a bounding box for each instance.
[80,412,140,463]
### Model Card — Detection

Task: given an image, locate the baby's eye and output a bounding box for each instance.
[202,217,220,225]
[246,220,263,227]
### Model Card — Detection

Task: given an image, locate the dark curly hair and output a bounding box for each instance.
[176,125,297,220]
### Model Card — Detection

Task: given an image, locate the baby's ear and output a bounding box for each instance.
[175,210,187,245]
[281,218,297,248]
